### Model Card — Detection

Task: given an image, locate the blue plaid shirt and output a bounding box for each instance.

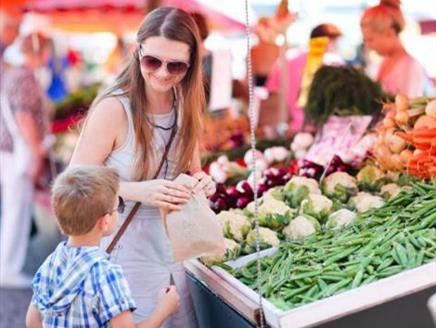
[31,241,136,327]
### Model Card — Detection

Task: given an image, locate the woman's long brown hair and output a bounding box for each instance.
[92,7,205,180]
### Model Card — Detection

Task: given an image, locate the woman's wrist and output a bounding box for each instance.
[119,180,151,203]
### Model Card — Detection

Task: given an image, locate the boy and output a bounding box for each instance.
[26,165,180,327]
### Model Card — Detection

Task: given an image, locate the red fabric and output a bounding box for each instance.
[23,0,247,31]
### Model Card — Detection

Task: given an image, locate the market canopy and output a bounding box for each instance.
[17,0,257,33]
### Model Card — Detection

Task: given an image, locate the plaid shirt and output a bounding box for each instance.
[31,242,136,327]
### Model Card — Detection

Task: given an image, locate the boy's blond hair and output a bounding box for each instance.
[52,165,120,235]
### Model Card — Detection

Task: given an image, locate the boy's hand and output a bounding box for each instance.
[157,286,180,316]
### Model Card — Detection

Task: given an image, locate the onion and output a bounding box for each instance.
[395,94,409,112]
[425,99,436,118]
[414,115,436,129]
[383,117,396,129]
[386,110,395,119]
[375,144,392,169]
[399,149,413,163]
[390,154,404,171]
[394,111,409,125]
[387,133,407,154]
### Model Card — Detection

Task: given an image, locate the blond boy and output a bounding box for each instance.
[26,165,180,327]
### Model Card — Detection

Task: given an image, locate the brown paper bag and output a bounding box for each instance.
[163,174,226,262]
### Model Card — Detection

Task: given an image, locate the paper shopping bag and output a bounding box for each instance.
[163,174,226,262]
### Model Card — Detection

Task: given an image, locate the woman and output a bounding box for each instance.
[360,0,426,97]
[0,33,52,287]
[70,7,215,327]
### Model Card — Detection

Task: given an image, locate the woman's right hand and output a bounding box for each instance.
[140,179,192,211]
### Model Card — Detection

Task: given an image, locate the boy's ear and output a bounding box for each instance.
[98,214,110,232]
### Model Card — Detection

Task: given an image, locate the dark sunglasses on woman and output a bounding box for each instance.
[138,44,190,75]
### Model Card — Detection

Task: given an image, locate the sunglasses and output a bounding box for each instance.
[109,196,125,215]
[139,45,190,75]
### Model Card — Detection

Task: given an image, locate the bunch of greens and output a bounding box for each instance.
[305,66,388,128]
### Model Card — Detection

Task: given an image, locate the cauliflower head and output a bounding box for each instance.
[263,186,284,201]
[322,172,358,202]
[379,183,402,199]
[217,211,251,241]
[246,227,280,250]
[349,192,385,213]
[201,238,241,266]
[300,193,333,221]
[325,209,357,230]
[284,176,321,208]
[283,215,321,241]
[356,165,385,192]
[244,197,295,231]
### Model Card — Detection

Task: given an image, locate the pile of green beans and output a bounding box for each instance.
[232,181,436,310]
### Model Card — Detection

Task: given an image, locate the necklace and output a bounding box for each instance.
[147,88,178,131]
[147,108,178,131]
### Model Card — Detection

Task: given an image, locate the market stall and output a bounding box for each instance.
[186,94,436,327]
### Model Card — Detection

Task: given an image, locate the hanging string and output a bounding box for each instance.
[243,1,265,327]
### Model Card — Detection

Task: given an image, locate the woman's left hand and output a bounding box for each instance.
[192,171,216,197]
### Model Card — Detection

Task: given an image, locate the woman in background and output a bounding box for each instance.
[0,33,52,288]
[360,0,428,96]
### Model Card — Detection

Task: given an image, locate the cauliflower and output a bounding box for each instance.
[217,211,251,242]
[264,146,290,164]
[380,183,402,199]
[300,193,333,221]
[284,176,321,208]
[290,132,314,152]
[244,149,267,172]
[356,165,385,192]
[263,186,284,201]
[245,197,294,230]
[245,197,289,216]
[283,215,321,241]
[322,172,358,202]
[201,238,241,266]
[349,192,385,213]
[325,209,357,230]
[246,227,280,250]
[285,176,321,194]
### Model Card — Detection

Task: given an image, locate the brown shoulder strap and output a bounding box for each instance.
[106,127,177,254]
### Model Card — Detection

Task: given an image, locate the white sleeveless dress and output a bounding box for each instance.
[101,93,197,327]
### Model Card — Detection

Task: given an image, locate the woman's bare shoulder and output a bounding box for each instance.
[90,96,127,120]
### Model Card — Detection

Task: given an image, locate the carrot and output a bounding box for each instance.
[396,131,413,142]
[410,128,436,138]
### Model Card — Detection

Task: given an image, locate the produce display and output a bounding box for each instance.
[196,73,435,325]
[205,162,426,265]
[229,180,436,310]
[373,95,436,178]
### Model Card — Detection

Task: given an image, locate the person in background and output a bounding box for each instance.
[0,10,20,59]
[251,17,280,86]
[360,0,427,97]
[260,23,343,132]
[26,165,180,328]
[0,33,52,288]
